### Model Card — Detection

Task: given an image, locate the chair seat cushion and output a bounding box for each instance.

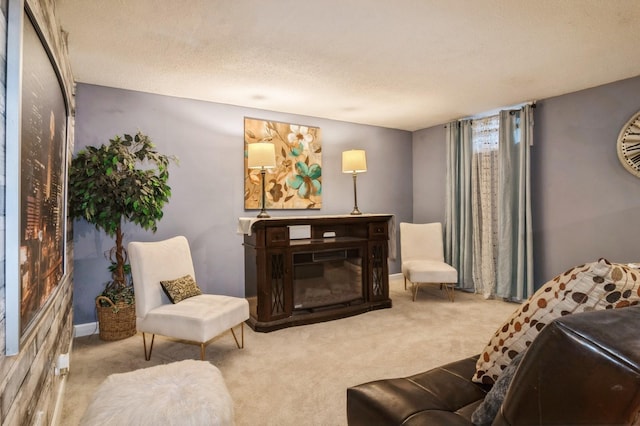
[403,259,458,283]
[138,294,249,343]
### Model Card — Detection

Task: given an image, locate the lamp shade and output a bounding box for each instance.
[342,149,367,173]
[248,143,276,169]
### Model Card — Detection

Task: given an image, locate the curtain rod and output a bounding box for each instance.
[443,101,536,128]
[459,101,536,121]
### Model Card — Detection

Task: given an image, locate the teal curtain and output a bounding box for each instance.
[496,105,534,299]
[444,120,474,291]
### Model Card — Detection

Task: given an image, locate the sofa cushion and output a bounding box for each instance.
[347,356,491,426]
[473,258,640,384]
[160,274,202,303]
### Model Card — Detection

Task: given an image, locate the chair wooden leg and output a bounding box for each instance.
[404,275,407,290]
[143,333,155,361]
[200,343,206,360]
[413,283,419,301]
[442,284,455,302]
[230,323,244,349]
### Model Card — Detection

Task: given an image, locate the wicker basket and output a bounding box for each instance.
[96,295,136,341]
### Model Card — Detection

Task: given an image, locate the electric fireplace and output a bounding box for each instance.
[241,215,392,331]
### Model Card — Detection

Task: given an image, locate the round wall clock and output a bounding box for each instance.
[617,111,640,178]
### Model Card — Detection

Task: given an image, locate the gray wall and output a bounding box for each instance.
[412,75,640,288]
[411,124,447,223]
[532,76,640,283]
[73,84,413,324]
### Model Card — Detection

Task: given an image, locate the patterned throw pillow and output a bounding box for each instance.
[160,275,202,303]
[473,258,640,385]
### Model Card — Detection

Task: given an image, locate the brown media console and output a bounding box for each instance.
[241,215,393,332]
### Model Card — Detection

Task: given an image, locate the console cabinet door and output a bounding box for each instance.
[259,248,292,321]
[368,240,389,301]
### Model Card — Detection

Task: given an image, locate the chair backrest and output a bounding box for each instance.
[128,236,196,318]
[399,222,445,263]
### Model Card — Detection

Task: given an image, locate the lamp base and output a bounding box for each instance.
[257,168,270,218]
[350,207,362,215]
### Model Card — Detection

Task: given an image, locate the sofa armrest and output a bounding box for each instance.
[496,306,640,425]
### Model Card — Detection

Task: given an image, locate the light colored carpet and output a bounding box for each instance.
[61,276,518,426]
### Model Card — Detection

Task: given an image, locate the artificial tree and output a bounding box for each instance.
[69,131,176,307]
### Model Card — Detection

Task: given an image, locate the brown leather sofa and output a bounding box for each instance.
[347,305,640,425]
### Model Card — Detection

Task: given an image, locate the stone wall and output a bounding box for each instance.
[0,0,75,424]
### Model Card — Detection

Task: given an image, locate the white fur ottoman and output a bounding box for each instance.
[80,360,234,426]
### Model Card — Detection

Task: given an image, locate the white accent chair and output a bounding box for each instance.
[400,222,458,302]
[128,236,249,360]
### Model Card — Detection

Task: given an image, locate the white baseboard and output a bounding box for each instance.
[74,322,99,338]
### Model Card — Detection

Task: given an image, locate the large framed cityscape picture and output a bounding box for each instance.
[5,2,70,354]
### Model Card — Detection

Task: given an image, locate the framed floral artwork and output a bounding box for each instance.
[244,118,322,210]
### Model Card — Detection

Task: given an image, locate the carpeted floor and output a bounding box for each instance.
[61,275,518,425]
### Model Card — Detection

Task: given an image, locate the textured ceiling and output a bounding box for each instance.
[55,0,640,131]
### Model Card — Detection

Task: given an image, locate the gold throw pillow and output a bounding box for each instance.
[160,275,202,303]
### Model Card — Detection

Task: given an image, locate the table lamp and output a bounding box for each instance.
[248,142,276,218]
[342,149,367,215]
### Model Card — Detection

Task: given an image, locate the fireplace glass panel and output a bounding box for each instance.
[293,248,363,310]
